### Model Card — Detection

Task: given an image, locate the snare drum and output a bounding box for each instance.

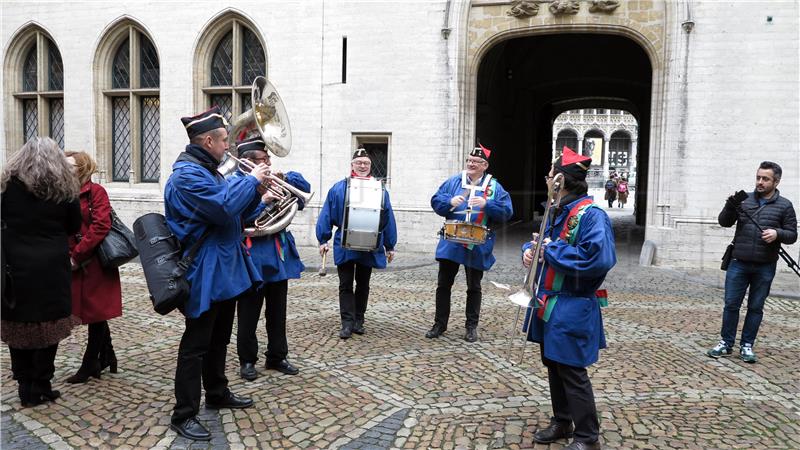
[442,220,489,245]
[342,177,385,251]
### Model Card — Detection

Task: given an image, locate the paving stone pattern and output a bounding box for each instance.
[2,213,799,449]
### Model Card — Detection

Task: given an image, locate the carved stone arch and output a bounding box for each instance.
[3,22,62,157]
[611,128,632,139]
[584,127,607,140]
[92,16,161,184]
[192,8,269,114]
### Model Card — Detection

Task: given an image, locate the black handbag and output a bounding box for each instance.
[720,242,734,271]
[133,213,210,315]
[97,209,139,268]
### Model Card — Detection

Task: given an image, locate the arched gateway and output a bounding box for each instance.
[453,0,673,259]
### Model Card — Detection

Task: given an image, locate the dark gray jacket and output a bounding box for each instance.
[719,190,797,263]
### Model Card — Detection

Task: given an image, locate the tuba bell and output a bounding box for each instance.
[221,76,313,237]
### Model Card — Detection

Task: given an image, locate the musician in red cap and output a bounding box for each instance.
[521,146,616,450]
[427,144,513,342]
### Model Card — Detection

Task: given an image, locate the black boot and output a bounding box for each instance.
[67,324,104,384]
[65,359,101,384]
[18,380,42,407]
[98,322,118,374]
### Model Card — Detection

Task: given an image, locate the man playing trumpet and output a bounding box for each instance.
[233,136,311,380]
[427,144,513,342]
[521,146,616,450]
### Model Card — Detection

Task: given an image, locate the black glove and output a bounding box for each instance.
[726,190,748,209]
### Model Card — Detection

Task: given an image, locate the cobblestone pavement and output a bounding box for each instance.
[2,213,799,449]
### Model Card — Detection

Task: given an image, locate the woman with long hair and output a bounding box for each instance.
[1,137,82,406]
[63,151,123,383]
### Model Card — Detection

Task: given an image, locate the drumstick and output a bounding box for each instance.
[319,249,327,276]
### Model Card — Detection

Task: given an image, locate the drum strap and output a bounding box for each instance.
[537,199,607,322]
[464,178,497,250]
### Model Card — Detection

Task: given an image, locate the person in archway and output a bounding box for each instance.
[616,176,629,208]
[426,144,513,343]
[603,175,617,208]
[521,146,616,450]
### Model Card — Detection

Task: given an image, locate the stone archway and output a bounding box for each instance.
[457,1,667,227]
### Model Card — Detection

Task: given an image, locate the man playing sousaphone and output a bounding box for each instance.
[233,136,311,381]
[316,148,397,339]
[426,144,513,342]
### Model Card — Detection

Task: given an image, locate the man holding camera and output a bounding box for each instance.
[707,161,796,363]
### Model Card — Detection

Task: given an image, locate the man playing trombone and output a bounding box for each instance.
[521,146,616,450]
[165,107,269,441]
[233,136,311,380]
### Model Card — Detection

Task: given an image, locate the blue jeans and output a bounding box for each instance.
[720,259,776,348]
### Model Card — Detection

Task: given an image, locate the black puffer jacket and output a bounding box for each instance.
[719,190,797,263]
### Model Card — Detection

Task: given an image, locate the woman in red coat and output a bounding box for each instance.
[64,151,122,383]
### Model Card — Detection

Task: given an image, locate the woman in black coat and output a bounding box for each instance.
[1,137,82,407]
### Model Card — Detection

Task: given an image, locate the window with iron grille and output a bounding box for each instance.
[11,30,64,149]
[353,134,391,183]
[555,130,578,157]
[103,26,160,183]
[202,20,266,136]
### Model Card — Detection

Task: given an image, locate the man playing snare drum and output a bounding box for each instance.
[426,145,513,342]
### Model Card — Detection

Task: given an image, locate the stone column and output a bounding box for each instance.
[602,137,610,177]
[630,139,638,184]
[578,137,583,155]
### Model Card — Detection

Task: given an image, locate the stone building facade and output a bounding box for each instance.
[2,1,798,269]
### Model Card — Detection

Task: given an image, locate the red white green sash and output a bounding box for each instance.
[536,199,608,322]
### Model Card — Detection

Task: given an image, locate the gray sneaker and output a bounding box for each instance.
[707,340,732,358]
[740,344,757,363]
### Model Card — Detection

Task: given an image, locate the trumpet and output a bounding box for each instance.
[218,152,314,236]
[506,172,565,364]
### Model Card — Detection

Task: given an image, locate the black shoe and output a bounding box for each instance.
[464,327,478,343]
[266,359,299,375]
[564,440,601,450]
[533,420,574,444]
[170,417,211,441]
[352,320,365,335]
[339,325,353,339]
[425,323,446,339]
[205,392,254,410]
[240,362,258,381]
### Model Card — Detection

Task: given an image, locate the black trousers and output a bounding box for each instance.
[337,261,373,326]
[541,348,600,443]
[434,259,484,329]
[172,299,237,423]
[237,280,289,365]
[9,344,59,400]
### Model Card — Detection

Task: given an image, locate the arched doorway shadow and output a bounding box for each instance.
[476,33,651,259]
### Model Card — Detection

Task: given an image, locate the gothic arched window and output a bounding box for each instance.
[199,17,266,123]
[99,25,161,183]
[7,29,64,150]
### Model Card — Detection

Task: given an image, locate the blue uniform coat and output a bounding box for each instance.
[522,195,616,367]
[431,173,513,271]
[315,178,397,269]
[241,171,310,283]
[165,151,264,319]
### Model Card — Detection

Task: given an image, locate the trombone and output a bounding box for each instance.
[506,172,565,364]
